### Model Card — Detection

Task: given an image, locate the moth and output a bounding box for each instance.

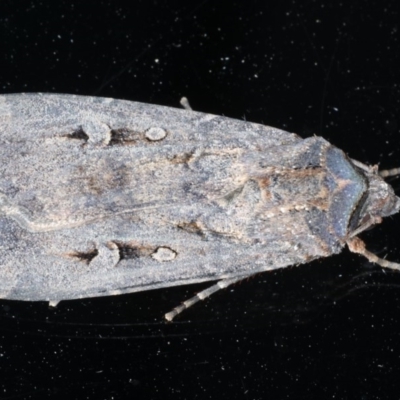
[0,93,399,321]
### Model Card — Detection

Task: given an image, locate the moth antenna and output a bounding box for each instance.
[379,167,400,178]
[347,237,400,271]
[165,275,251,321]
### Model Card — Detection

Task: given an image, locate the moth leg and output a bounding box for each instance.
[379,167,400,178]
[347,237,400,271]
[349,160,400,179]
[179,97,192,111]
[165,275,253,321]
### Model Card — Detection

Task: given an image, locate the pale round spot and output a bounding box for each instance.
[145,127,167,141]
[151,246,177,262]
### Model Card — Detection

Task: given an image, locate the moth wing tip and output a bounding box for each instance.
[48,300,60,307]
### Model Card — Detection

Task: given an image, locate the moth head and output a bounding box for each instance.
[355,171,400,231]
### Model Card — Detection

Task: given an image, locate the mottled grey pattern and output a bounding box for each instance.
[0,93,398,305]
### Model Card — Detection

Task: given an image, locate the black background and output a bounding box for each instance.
[1,1,400,399]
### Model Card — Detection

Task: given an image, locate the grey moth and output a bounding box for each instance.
[0,93,399,321]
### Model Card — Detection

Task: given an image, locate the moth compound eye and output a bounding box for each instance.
[380,192,400,217]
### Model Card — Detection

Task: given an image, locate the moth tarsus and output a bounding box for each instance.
[165,276,248,321]
[379,167,400,178]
